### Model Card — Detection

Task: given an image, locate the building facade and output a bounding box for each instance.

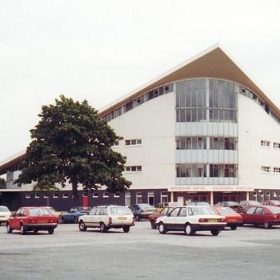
[1,45,280,210]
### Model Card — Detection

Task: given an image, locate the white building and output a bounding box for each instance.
[1,44,280,208]
[99,44,280,205]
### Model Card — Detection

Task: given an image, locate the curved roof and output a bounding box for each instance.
[99,44,280,118]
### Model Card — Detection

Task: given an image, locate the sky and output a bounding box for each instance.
[1,0,280,161]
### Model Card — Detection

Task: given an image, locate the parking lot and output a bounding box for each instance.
[1,221,280,280]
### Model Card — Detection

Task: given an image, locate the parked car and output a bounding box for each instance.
[0,205,12,225]
[155,202,169,213]
[216,201,243,212]
[78,205,135,233]
[262,200,280,207]
[241,205,280,229]
[43,206,62,220]
[149,207,174,229]
[155,206,226,236]
[238,200,262,212]
[129,204,157,221]
[61,206,91,223]
[214,206,243,230]
[6,206,58,235]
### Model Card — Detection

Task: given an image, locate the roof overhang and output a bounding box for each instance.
[99,44,280,118]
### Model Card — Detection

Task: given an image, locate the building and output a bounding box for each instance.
[1,44,280,210]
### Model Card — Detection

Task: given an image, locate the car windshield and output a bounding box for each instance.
[0,206,9,212]
[189,206,216,215]
[29,208,52,216]
[110,207,132,215]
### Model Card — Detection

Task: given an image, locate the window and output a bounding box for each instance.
[261,140,270,147]
[114,192,120,198]
[53,193,59,198]
[176,136,207,150]
[261,166,270,173]
[125,166,142,172]
[25,194,31,199]
[273,142,280,149]
[274,167,280,173]
[176,164,206,178]
[209,137,237,150]
[125,139,142,146]
[103,192,109,198]
[93,192,99,198]
[35,193,40,199]
[62,193,69,198]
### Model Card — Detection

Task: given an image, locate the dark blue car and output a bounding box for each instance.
[61,206,91,223]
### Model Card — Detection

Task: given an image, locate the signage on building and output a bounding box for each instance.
[168,185,254,192]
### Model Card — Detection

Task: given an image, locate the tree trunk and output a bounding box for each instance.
[72,180,80,206]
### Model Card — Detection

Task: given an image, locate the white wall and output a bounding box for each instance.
[238,94,280,188]
[110,93,176,189]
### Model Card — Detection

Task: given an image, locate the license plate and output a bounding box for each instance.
[208,219,217,222]
[39,220,47,223]
[0,216,4,218]
[118,217,127,220]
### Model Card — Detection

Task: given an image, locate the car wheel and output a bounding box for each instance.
[74,217,78,223]
[150,221,156,229]
[185,224,195,235]
[61,217,66,224]
[136,215,141,221]
[158,222,166,234]
[100,222,108,233]
[211,230,220,236]
[79,221,87,231]
[123,226,130,233]
[263,222,272,229]
[48,228,54,234]
[6,223,13,233]
[230,225,237,230]
[20,224,26,235]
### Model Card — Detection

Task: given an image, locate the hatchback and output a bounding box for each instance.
[241,205,280,229]
[6,206,58,235]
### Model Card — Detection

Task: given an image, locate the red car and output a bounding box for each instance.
[6,206,58,235]
[214,206,243,230]
[241,205,280,229]
[149,207,174,229]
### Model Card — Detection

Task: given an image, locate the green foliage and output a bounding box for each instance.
[16,95,131,205]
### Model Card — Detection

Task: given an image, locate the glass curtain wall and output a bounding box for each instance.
[175,79,238,185]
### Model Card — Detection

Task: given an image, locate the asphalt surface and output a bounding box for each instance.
[0,221,280,280]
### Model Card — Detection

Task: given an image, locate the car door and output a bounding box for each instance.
[10,208,25,230]
[243,206,257,224]
[165,207,181,230]
[254,207,265,225]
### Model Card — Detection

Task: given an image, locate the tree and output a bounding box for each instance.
[16,95,131,205]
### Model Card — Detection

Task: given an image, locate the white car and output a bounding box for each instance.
[155,206,226,236]
[0,205,12,225]
[78,205,135,233]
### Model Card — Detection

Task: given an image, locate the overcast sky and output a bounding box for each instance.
[1,0,280,161]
